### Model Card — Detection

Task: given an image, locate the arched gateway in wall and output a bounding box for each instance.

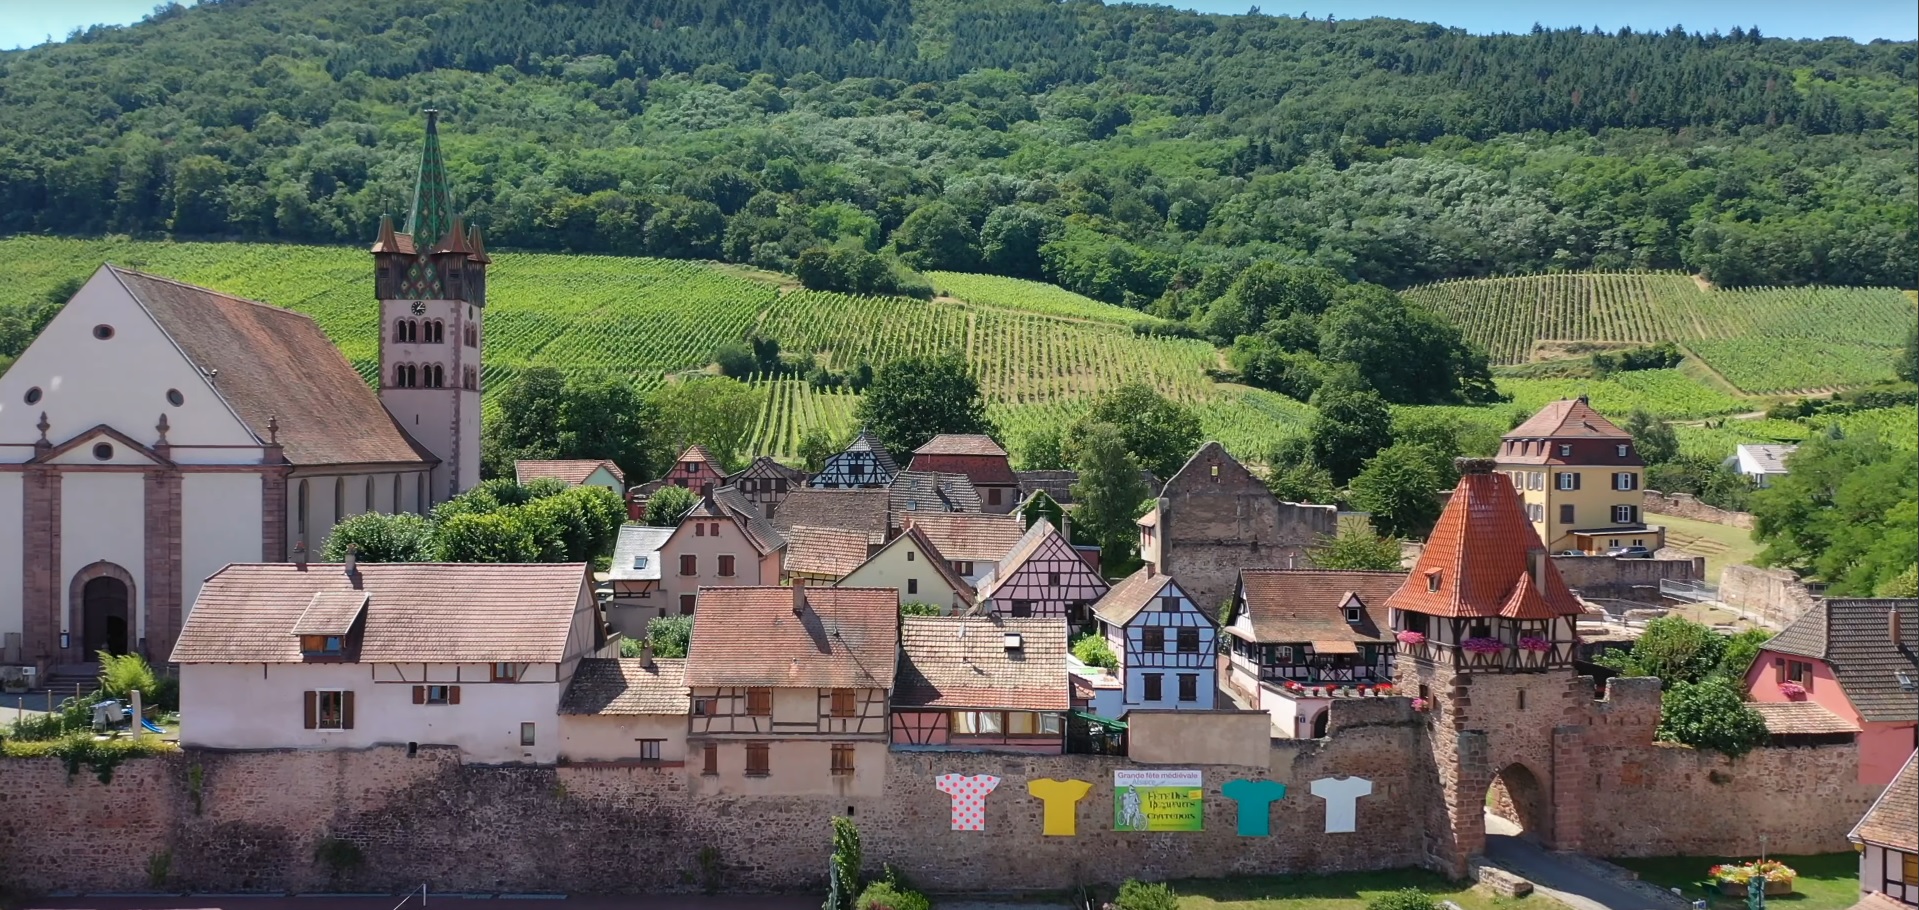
[69,560,137,661]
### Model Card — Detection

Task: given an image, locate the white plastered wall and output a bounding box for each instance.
[181,473,264,613]
[59,472,145,641]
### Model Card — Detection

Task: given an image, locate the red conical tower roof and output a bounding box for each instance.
[1385,458,1584,618]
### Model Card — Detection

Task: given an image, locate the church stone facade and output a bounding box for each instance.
[0,111,480,671]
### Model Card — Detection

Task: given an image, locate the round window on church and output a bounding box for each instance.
[92,443,114,461]
[24,387,41,405]
[92,324,115,340]
[166,389,184,407]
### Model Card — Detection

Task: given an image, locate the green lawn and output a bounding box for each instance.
[1657,513,1763,579]
[1610,854,1860,910]
[1169,868,1563,910]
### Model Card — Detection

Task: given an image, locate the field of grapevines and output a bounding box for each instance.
[927,271,1161,326]
[1404,270,1916,393]
[2,237,1308,463]
[1497,370,1749,420]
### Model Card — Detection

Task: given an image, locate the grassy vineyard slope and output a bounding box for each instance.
[0,237,1301,462]
[1404,271,1916,393]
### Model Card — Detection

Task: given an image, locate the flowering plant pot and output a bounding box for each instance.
[1779,682,1807,699]
[1517,636,1553,652]
[1396,630,1427,645]
[1411,697,1430,712]
[1711,861,1797,896]
[1716,880,1794,897]
[1461,637,1506,655]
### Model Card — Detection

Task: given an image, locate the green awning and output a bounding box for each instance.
[1069,710,1127,730]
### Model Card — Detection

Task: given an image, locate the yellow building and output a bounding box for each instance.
[1496,396,1663,554]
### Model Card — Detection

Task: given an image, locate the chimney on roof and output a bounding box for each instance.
[294,541,309,571]
[638,640,654,670]
[792,578,806,616]
[344,546,362,590]
[1528,547,1547,597]
[1455,457,1496,476]
[1577,394,1589,404]
[1892,607,1904,646]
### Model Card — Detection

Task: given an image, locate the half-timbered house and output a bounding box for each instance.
[908,434,1020,513]
[726,456,807,519]
[1091,569,1218,716]
[656,488,785,617]
[605,525,674,636]
[891,615,1069,752]
[809,430,898,489]
[1850,751,1919,908]
[900,512,1027,586]
[1223,569,1405,738]
[1384,459,1584,677]
[976,519,1110,622]
[660,444,724,495]
[838,525,976,612]
[684,585,898,796]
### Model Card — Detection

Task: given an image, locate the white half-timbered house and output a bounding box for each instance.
[683,585,898,796]
[725,456,808,518]
[975,519,1109,622]
[1090,569,1218,715]
[808,430,898,489]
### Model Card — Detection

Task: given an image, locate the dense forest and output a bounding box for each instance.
[0,0,1914,308]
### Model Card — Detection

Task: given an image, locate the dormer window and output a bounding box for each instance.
[1616,444,1630,457]
[1426,571,1442,593]
[1346,608,1362,624]
[1558,444,1572,457]
[301,635,343,656]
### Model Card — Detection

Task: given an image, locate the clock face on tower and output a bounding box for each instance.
[410,301,427,315]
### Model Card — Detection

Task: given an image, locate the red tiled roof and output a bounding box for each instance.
[1851,750,1917,851]
[560,658,689,715]
[895,616,1068,711]
[1505,397,1630,440]
[1093,568,1178,627]
[515,459,625,486]
[907,454,1018,486]
[901,512,1028,563]
[783,525,873,579]
[674,444,721,467]
[110,267,435,468]
[914,434,1009,457]
[1233,570,1405,643]
[171,562,590,664]
[1384,463,1584,618]
[1750,701,1861,735]
[684,587,899,689]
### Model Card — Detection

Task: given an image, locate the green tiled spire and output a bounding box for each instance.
[405,109,453,248]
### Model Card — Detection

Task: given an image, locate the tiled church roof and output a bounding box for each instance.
[110,267,436,468]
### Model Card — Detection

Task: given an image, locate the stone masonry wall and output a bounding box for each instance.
[1719,565,1818,629]
[1642,490,1755,530]
[1551,555,1706,601]
[0,703,1428,896]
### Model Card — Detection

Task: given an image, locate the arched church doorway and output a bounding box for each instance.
[82,576,131,657]
[1485,762,1546,841]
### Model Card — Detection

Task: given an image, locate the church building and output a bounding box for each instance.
[0,111,483,672]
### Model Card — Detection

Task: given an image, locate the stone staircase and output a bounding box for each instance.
[27,664,100,702]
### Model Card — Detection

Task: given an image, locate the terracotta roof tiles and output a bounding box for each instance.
[771,488,891,544]
[784,525,874,579]
[1234,570,1405,643]
[1093,569,1179,627]
[1764,599,1919,723]
[172,563,590,664]
[110,267,435,468]
[1505,397,1630,440]
[560,658,689,715]
[1751,701,1861,736]
[902,512,1027,563]
[1384,462,1583,619]
[1851,750,1917,851]
[684,587,899,689]
[913,434,1008,457]
[894,616,1069,711]
[889,470,982,515]
[515,459,625,486]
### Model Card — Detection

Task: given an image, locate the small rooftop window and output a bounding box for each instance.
[633,556,648,570]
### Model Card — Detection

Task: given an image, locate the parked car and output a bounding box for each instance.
[1553,550,1587,557]
[1606,546,1654,559]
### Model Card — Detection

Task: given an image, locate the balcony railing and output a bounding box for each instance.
[1395,639,1575,672]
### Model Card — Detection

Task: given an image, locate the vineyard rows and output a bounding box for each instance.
[1404,270,1916,393]
[1498,370,1748,420]
[927,271,1160,326]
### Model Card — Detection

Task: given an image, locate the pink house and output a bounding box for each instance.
[975,519,1110,622]
[661,444,724,495]
[1745,598,1918,786]
[656,487,785,617]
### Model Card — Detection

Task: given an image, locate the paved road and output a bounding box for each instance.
[1484,814,1677,910]
[26,896,823,910]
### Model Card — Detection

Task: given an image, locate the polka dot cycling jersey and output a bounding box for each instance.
[933,774,1002,831]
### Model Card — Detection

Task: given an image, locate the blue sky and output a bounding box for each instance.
[1,0,1913,50]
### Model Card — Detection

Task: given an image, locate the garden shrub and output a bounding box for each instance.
[1071,634,1118,670]
[1367,888,1436,910]
[1115,879,1178,910]
[856,882,931,910]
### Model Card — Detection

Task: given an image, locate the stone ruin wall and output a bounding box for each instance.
[0,682,1882,897]
[1642,490,1755,530]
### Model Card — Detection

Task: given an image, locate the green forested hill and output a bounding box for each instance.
[0,0,1913,304]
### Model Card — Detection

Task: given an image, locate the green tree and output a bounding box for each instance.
[797,427,840,473]
[1071,634,1118,670]
[829,817,863,910]
[1348,444,1452,539]
[854,352,993,455]
[1623,409,1680,466]
[1069,422,1150,558]
[978,205,1057,278]
[1715,627,1775,682]
[1307,384,1393,484]
[899,602,943,616]
[1310,527,1405,571]
[1896,323,1917,384]
[649,377,763,472]
[1591,616,1727,686]
[435,512,542,562]
[556,376,658,484]
[523,486,627,562]
[321,512,436,563]
[891,201,978,271]
[168,154,230,235]
[714,342,756,377]
[1751,431,1918,596]
[1656,679,1770,757]
[1016,427,1068,470]
[487,366,569,457]
[645,485,697,527]
[646,614,694,658]
[1071,383,1201,479]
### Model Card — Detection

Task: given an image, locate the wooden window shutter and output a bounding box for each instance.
[342,691,356,729]
[703,743,718,775]
[449,686,461,705]
[303,691,318,729]
[1774,658,1785,683]
[413,685,426,705]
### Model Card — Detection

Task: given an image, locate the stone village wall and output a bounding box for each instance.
[0,693,1882,896]
[1718,565,1820,629]
[1642,490,1755,531]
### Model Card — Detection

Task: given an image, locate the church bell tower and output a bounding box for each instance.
[372,109,487,502]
